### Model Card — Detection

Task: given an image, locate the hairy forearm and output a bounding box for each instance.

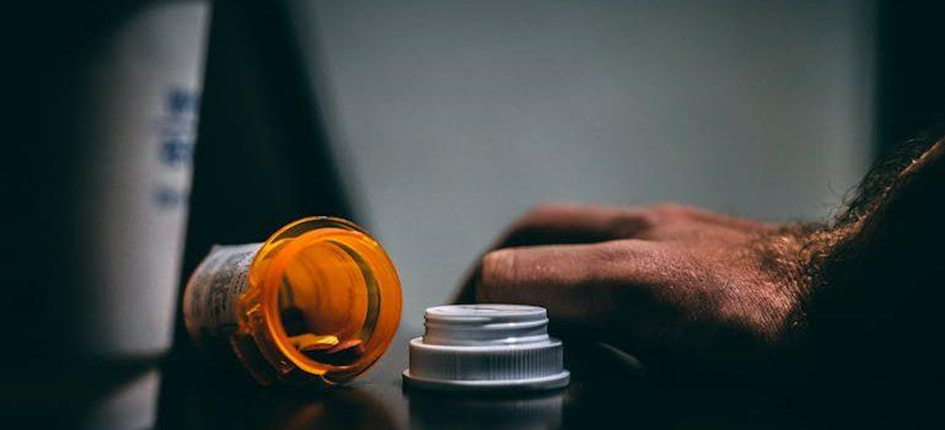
[802,134,945,418]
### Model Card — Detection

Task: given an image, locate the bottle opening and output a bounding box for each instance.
[249,217,402,385]
[277,238,377,367]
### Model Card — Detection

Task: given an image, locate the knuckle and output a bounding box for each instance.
[480,249,515,290]
[522,203,567,221]
[507,203,569,236]
[637,203,696,228]
[613,209,659,234]
[602,238,652,259]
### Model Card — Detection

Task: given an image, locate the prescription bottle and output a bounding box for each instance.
[183,217,402,386]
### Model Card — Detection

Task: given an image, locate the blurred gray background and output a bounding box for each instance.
[287,0,875,326]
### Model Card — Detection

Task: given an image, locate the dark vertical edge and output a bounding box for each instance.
[875,0,945,155]
[167,0,356,368]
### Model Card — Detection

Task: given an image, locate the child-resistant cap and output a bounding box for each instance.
[403,304,570,391]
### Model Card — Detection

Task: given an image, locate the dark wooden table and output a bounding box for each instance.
[66,326,811,429]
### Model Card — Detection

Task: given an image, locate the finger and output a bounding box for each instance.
[496,203,651,248]
[665,204,776,232]
[497,203,773,250]
[451,203,644,304]
[476,240,665,335]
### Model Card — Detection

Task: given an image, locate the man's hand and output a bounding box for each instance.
[453,137,945,421]
[456,203,810,378]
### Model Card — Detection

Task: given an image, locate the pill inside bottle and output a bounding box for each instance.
[183,217,402,386]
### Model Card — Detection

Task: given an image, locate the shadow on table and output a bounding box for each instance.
[146,333,809,430]
[154,356,393,430]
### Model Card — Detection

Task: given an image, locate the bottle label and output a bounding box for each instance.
[183,243,263,354]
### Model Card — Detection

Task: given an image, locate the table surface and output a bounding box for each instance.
[79,327,810,429]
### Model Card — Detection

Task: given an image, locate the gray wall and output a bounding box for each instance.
[289,0,875,326]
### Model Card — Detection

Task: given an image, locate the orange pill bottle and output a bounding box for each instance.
[183,217,402,386]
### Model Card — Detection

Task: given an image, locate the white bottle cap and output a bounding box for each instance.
[403,304,570,391]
